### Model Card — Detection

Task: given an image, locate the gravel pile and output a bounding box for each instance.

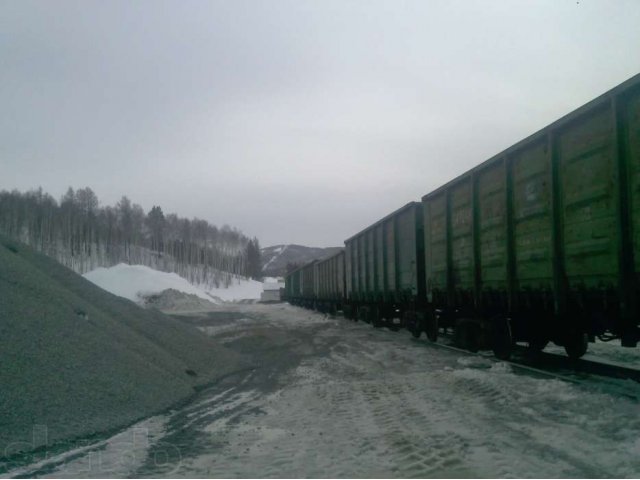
[143,288,220,313]
[0,235,249,461]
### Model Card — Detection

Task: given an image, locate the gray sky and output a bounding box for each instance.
[2,0,639,247]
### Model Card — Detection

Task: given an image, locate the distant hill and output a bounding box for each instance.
[261,244,343,277]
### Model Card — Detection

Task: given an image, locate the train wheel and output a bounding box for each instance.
[359,307,370,324]
[403,311,420,337]
[425,314,438,342]
[368,306,379,328]
[454,319,478,352]
[410,323,421,338]
[388,319,401,332]
[491,317,513,360]
[564,331,588,359]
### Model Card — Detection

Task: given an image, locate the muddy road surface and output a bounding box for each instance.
[8,303,640,478]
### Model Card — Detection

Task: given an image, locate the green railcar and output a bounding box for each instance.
[314,249,345,314]
[298,260,317,309]
[285,267,303,306]
[422,73,640,358]
[344,202,425,328]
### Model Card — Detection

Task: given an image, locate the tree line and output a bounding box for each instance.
[0,187,263,285]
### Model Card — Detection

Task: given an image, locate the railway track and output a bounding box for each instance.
[346,316,640,397]
[425,335,640,399]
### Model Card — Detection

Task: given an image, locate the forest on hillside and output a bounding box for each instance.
[0,187,262,286]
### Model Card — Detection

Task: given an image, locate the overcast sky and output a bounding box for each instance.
[1,0,639,247]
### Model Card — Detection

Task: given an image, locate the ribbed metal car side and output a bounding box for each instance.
[314,249,345,314]
[344,202,425,327]
[422,72,640,358]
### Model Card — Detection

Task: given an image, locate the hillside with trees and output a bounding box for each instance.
[0,187,262,287]
[261,244,343,278]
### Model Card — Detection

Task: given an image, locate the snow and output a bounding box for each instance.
[262,244,288,270]
[84,264,217,303]
[262,281,284,291]
[545,338,640,370]
[6,302,640,478]
[200,277,264,302]
[262,276,282,283]
[84,263,265,304]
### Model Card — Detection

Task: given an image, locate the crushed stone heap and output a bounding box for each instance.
[0,234,250,460]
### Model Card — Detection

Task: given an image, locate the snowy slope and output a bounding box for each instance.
[84,264,217,303]
[203,277,264,302]
[261,244,342,277]
[84,263,264,304]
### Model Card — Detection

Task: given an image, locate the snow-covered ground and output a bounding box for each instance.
[545,339,640,370]
[84,264,217,303]
[199,276,263,302]
[83,263,264,304]
[11,303,640,478]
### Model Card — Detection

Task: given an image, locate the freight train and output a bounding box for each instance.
[285,73,640,360]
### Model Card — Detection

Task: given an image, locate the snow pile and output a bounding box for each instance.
[84,263,217,304]
[203,277,264,302]
[144,289,218,313]
[263,280,284,291]
[84,264,264,304]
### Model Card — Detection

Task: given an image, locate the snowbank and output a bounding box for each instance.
[83,264,264,304]
[84,263,216,303]
[203,277,264,302]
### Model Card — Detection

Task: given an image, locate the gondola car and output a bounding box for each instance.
[285,73,640,359]
[343,202,426,331]
[421,72,640,359]
[314,249,346,314]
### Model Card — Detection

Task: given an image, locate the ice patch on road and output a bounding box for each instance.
[196,318,254,337]
[456,356,493,369]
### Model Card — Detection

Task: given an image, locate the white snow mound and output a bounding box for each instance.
[202,277,264,301]
[84,264,217,304]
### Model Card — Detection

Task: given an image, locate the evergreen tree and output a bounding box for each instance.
[246,237,262,280]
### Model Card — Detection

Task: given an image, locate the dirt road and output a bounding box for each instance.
[9,303,640,478]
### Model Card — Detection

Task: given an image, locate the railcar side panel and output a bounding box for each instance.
[558,105,619,289]
[628,90,640,276]
[301,261,316,298]
[345,241,353,298]
[477,161,508,292]
[357,235,366,297]
[384,218,396,293]
[314,250,345,303]
[512,140,553,291]
[424,193,447,303]
[375,224,385,293]
[366,228,375,294]
[450,178,474,296]
[353,239,358,298]
[397,206,419,295]
[336,250,345,298]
